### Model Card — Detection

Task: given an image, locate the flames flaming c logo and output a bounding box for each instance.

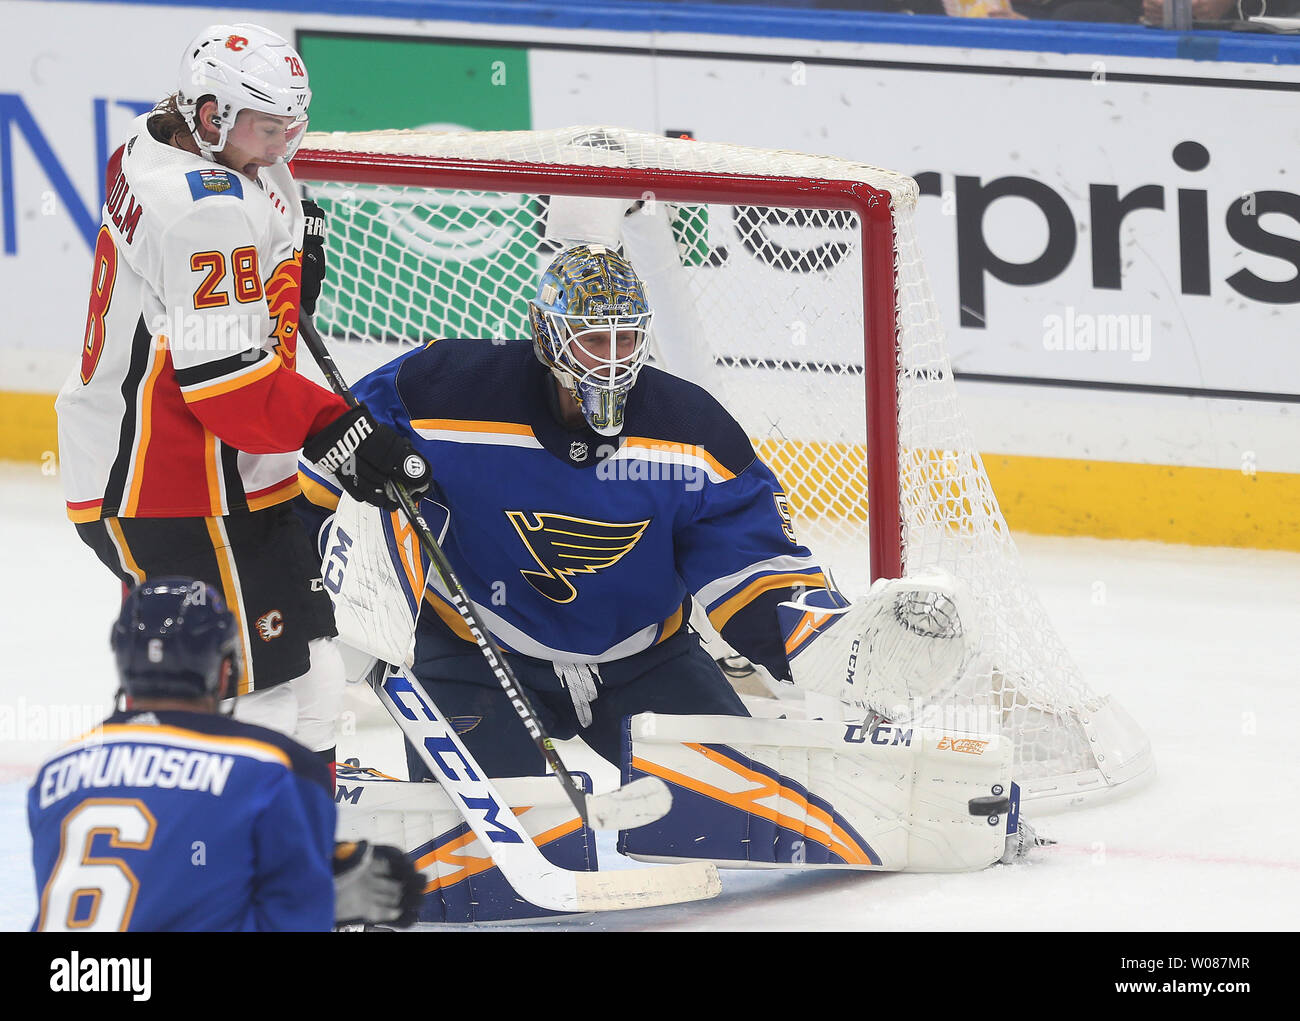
[265,251,302,369]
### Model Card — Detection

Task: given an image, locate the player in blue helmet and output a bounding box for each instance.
[111,577,240,706]
[528,244,654,436]
[29,577,421,931]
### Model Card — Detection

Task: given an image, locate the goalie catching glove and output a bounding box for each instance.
[777,569,978,722]
[304,404,432,511]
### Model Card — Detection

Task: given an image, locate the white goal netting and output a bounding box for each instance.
[294,126,1153,809]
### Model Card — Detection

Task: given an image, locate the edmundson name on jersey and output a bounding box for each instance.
[38,743,235,809]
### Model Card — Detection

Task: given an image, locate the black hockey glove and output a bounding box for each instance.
[304,405,432,511]
[333,840,423,929]
[301,198,327,316]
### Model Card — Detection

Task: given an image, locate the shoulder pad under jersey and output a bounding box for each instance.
[624,366,756,478]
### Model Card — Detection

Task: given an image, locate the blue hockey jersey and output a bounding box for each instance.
[299,339,838,682]
[29,709,335,932]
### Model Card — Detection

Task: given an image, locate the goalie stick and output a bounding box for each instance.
[372,661,720,911]
[298,317,671,831]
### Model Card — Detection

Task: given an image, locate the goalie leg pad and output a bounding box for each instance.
[334,766,598,923]
[619,713,1018,873]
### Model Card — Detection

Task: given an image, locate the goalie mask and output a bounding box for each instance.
[176,23,312,164]
[528,245,653,436]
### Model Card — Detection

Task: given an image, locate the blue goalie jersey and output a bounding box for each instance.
[29,710,335,932]
[298,339,840,683]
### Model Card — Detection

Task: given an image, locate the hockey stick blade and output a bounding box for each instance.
[575,860,721,911]
[374,663,721,912]
[584,775,672,831]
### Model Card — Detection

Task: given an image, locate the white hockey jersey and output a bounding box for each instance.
[55,113,346,522]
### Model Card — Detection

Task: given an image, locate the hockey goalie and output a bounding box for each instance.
[296,243,1044,923]
[318,485,1041,912]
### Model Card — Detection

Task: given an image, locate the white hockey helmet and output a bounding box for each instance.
[176,23,311,163]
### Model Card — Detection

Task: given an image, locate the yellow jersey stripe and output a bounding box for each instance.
[297,471,340,511]
[622,436,735,481]
[122,341,170,517]
[83,724,292,767]
[204,518,254,695]
[708,571,828,633]
[410,418,536,438]
[182,351,282,403]
[246,476,301,512]
[105,518,145,586]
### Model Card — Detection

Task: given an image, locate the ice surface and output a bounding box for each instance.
[2,462,1296,931]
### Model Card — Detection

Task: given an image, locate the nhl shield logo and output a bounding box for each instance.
[569,441,589,462]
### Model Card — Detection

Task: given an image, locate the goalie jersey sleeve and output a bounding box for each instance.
[674,457,838,681]
[297,339,839,680]
[28,710,335,932]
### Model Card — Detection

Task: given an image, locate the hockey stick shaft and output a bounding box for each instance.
[372,662,720,912]
[298,318,666,829]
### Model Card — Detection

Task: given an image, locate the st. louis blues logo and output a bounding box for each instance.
[505,511,650,603]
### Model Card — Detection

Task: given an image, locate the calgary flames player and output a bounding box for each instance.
[55,23,430,768]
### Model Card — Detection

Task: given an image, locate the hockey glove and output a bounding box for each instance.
[301,198,327,316]
[304,405,432,511]
[333,840,424,928]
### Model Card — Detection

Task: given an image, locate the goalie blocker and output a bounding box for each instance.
[619,714,1026,872]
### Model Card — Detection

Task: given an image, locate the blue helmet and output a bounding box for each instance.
[528,244,653,436]
[111,577,240,701]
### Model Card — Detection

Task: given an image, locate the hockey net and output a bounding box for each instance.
[292,126,1153,810]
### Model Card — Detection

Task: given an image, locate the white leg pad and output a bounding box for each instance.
[623,713,1018,873]
[334,770,588,868]
[334,767,597,923]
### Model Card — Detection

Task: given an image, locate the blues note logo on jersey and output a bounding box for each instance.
[505,511,650,603]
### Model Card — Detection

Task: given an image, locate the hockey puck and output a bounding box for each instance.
[968,795,1011,817]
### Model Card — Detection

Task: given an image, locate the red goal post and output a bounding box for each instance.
[292,145,906,581]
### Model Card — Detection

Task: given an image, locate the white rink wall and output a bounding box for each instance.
[3,0,1298,550]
